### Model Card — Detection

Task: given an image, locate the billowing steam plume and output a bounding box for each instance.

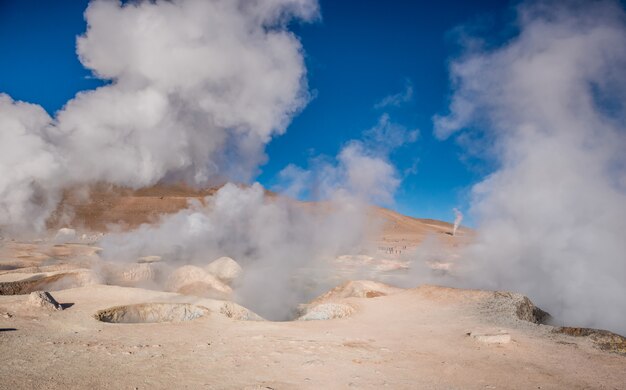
[100,183,374,320]
[435,0,626,334]
[0,0,318,233]
[276,113,418,205]
[98,114,413,319]
[1,0,419,320]
[452,208,463,236]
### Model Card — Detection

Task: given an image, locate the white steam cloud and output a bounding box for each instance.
[99,112,416,320]
[435,0,626,334]
[0,95,60,232]
[0,0,421,320]
[100,183,372,320]
[452,208,463,236]
[276,113,418,204]
[0,0,318,233]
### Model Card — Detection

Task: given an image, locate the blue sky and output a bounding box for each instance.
[0,0,513,225]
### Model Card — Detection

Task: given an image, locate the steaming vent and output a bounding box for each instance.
[452,208,463,236]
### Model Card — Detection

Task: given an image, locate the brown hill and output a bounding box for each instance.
[47,183,471,248]
[46,183,219,232]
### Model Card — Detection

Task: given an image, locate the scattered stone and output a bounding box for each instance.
[515,295,550,324]
[480,291,550,325]
[470,332,511,344]
[205,257,242,285]
[27,291,63,311]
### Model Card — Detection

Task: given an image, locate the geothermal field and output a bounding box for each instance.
[1,185,625,389]
[2,0,626,388]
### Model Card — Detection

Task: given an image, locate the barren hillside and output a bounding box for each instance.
[47,183,471,246]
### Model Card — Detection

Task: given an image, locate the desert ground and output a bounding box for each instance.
[1,185,624,389]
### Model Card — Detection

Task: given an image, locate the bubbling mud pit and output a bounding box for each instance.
[90,280,406,324]
[94,303,209,324]
[0,238,369,322]
[0,227,566,327]
[92,301,357,324]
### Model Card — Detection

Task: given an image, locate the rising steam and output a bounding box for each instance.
[97,112,412,320]
[99,183,376,320]
[8,0,624,336]
[0,0,318,233]
[436,0,626,334]
[276,113,418,204]
[0,0,420,320]
[452,208,463,236]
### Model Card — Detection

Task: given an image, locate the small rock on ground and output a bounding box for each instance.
[28,291,63,311]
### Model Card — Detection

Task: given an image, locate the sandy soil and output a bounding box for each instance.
[1,283,625,389]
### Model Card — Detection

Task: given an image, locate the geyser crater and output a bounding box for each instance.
[94,303,209,324]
